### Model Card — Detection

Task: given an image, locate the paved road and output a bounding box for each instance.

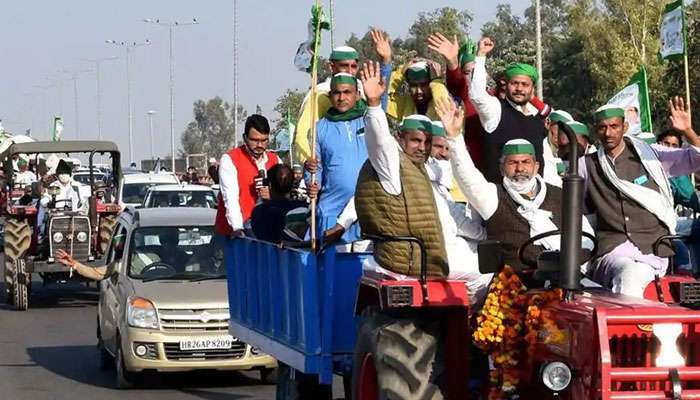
[0,257,277,400]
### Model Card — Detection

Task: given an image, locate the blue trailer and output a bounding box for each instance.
[225,238,368,391]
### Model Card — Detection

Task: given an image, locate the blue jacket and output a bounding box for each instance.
[305,116,367,241]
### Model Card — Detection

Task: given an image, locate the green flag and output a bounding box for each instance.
[52,116,64,141]
[659,0,686,61]
[293,4,330,74]
[607,65,653,136]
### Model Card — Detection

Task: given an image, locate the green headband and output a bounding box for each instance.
[549,110,573,124]
[17,159,28,167]
[595,106,625,121]
[458,40,477,69]
[400,118,431,133]
[330,74,357,88]
[405,63,430,84]
[504,63,538,83]
[567,121,589,138]
[329,47,359,61]
[502,142,535,156]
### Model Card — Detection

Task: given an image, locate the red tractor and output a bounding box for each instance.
[351,125,700,399]
[2,141,121,310]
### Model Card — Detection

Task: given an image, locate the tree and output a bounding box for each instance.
[344,7,473,68]
[181,97,247,158]
[270,88,304,150]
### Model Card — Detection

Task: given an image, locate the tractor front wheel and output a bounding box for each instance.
[352,308,446,400]
[97,214,118,256]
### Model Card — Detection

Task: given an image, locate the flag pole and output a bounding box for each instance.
[309,0,323,251]
[683,47,692,123]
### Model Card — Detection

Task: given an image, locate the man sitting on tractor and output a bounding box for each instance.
[581,98,700,298]
[355,61,490,306]
[14,158,36,186]
[39,159,87,213]
[438,97,593,274]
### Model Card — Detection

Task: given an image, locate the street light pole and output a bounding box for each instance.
[535,0,543,99]
[147,110,156,161]
[62,69,92,139]
[143,18,199,173]
[84,56,118,142]
[106,40,150,165]
[232,2,239,147]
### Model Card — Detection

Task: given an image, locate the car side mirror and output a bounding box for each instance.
[478,240,504,274]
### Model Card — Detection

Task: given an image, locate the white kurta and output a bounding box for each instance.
[40,181,87,213]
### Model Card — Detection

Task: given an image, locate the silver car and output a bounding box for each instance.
[97,207,276,388]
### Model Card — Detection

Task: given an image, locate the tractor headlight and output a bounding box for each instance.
[53,232,64,243]
[76,231,88,242]
[541,361,571,392]
[127,297,160,330]
[654,323,685,367]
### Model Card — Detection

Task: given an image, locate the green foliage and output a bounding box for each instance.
[180,97,247,158]
[404,7,473,63]
[271,88,304,133]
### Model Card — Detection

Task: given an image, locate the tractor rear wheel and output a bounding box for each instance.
[4,219,31,260]
[4,219,31,311]
[10,259,28,311]
[352,308,446,400]
[98,214,118,256]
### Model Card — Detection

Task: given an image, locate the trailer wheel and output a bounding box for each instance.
[275,362,331,400]
[98,214,118,255]
[352,309,446,400]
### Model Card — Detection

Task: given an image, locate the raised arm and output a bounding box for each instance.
[653,97,700,177]
[469,37,501,133]
[361,61,402,195]
[435,96,499,219]
[371,29,393,111]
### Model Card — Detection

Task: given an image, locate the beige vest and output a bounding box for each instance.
[355,154,449,277]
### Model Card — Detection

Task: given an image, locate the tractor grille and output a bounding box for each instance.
[609,333,698,392]
[158,308,230,332]
[163,342,246,361]
[49,216,91,261]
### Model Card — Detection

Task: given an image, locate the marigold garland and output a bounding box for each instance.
[473,267,566,399]
[473,266,527,399]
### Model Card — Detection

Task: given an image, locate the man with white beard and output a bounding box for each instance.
[436,96,593,272]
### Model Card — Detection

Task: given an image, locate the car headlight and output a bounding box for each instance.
[654,323,685,367]
[541,361,571,392]
[53,232,64,243]
[76,231,88,242]
[127,296,160,329]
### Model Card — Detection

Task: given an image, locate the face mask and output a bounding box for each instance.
[503,174,537,194]
[58,174,71,184]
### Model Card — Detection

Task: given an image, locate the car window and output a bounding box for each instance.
[146,190,216,208]
[127,226,223,281]
[107,224,127,264]
[122,182,170,204]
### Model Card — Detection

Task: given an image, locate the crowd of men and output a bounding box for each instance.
[214,30,700,304]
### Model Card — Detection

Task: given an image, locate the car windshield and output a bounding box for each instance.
[128,226,224,281]
[122,182,169,204]
[146,190,216,208]
[73,173,106,185]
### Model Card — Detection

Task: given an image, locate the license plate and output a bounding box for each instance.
[179,335,236,351]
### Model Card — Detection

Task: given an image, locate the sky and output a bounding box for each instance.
[0,0,529,164]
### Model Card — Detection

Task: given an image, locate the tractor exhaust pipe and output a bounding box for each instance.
[558,122,583,292]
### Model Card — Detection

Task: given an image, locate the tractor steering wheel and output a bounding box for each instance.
[517,230,598,269]
[140,262,177,277]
